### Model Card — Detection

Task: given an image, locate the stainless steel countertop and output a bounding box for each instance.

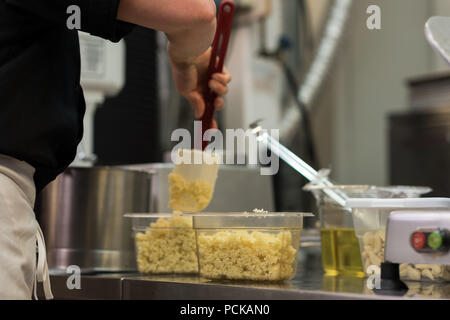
[44,269,450,300]
[43,246,450,300]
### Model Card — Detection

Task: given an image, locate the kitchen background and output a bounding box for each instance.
[87,0,450,212]
[30,0,450,299]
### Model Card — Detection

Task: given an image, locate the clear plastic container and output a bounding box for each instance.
[125,213,199,275]
[304,185,369,277]
[192,212,313,281]
[346,198,450,281]
[304,185,431,277]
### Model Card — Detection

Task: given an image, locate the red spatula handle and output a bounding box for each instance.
[201,0,235,150]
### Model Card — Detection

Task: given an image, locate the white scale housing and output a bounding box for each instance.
[385,211,450,266]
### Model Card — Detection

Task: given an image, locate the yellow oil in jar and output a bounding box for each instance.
[320,228,364,277]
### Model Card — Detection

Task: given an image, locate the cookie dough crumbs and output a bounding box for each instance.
[197,230,298,281]
[136,214,198,274]
[169,172,213,212]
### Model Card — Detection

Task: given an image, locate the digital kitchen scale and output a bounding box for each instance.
[381,15,450,268]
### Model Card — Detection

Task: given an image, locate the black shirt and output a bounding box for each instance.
[0,0,134,191]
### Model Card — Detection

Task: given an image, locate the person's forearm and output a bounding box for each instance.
[117,0,217,63]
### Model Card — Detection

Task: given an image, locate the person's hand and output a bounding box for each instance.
[169,47,232,128]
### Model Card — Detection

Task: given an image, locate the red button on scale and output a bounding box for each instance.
[411,232,426,250]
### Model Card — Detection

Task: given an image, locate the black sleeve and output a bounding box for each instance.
[5,0,135,42]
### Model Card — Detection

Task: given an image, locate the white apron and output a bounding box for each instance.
[0,154,52,300]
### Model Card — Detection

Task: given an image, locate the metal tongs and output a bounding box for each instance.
[250,121,350,211]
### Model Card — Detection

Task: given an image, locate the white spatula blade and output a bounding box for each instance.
[169,149,220,212]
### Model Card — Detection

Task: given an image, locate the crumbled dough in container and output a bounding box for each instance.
[361,229,450,282]
[169,172,213,212]
[197,230,298,281]
[136,215,198,274]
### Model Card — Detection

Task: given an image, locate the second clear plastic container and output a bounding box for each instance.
[192,212,313,281]
[347,197,450,281]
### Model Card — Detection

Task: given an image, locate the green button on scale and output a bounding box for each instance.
[428,231,443,250]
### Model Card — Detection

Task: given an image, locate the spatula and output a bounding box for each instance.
[169,1,235,213]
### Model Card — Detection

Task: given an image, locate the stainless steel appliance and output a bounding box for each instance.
[36,167,152,274]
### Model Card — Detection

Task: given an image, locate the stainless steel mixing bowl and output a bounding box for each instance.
[36,166,153,274]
